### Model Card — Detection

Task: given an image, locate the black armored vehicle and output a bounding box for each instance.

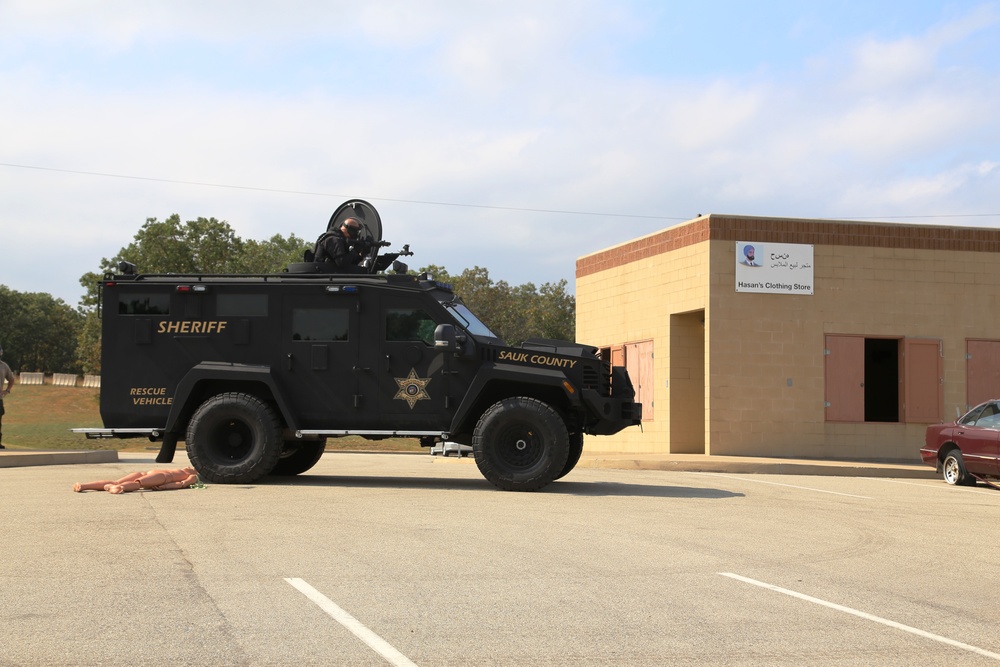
[78,200,641,491]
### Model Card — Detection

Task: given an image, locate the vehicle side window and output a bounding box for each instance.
[386,308,437,345]
[119,293,170,315]
[975,402,1000,424]
[291,308,349,341]
[977,413,1000,429]
[217,294,268,317]
[959,405,987,425]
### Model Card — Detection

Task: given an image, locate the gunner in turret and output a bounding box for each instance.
[314,217,365,271]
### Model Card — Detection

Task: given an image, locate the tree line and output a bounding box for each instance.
[0,287,82,374]
[2,214,575,374]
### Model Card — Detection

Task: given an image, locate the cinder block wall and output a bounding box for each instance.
[576,219,710,454]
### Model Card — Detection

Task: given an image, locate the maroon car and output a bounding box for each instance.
[921,400,1000,485]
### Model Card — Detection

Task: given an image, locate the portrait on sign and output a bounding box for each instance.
[735,242,814,295]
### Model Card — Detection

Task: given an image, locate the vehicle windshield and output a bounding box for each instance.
[444,301,500,340]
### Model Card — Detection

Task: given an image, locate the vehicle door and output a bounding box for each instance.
[280,289,367,429]
[376,295,455,429]
[956,402,1000,476]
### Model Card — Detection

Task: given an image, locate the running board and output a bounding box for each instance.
[295,429,448,439]
[73,427,448,441]
[71,428,162,439]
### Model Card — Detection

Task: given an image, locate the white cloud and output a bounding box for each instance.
[842,160,1000,210]
[1,2,999,305]
[845,3,1000,92]
[819,94,982,161]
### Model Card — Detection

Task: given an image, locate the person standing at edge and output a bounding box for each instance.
[0,344,15,449]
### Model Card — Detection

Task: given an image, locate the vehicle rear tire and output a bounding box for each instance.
[186,393,283,484]
[554,432,584,480]
[271,440,326,476]
[942,449,975,486]
[473,397,569,491]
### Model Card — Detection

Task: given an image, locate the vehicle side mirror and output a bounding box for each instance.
[434,324,458,351]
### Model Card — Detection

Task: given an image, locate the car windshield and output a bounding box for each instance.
[444,301,500,340]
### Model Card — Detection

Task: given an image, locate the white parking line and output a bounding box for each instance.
[690,472,874,499]
[285,578,419,667]
[719,573,1000,661]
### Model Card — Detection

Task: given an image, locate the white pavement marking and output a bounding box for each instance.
[285,578,419,667]
[719,573,1000,661]
[690,472,873,499]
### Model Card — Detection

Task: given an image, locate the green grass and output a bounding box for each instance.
[1,385,422,452]
[3,385,105,450]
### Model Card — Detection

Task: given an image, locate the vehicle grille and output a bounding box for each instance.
[582,360,612,397]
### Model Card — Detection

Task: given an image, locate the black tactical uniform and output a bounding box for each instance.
[314,227,364,271]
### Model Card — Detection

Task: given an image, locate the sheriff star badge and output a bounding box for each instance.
[394,369,432,409]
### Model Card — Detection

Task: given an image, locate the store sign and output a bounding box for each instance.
[735,242,814,295]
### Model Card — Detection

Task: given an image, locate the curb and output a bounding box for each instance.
[575,456,936,479]
[0,450,119,468]
[0,449,937,480]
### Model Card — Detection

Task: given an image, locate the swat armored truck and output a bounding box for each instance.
[77,200,641,491]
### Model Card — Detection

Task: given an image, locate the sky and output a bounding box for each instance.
[2,0,999,306]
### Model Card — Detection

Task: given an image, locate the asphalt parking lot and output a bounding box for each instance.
[2,451,998,666]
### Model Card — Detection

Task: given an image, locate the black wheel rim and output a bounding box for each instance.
[493,421,544,473]
[206,418,255,464]
[279,443,303,460]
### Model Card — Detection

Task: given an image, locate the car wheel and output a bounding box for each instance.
[554,432,584,480]
[186,393,283,484]
[473,397,569,492]
[942,449,975,486]
[270,440,326,476]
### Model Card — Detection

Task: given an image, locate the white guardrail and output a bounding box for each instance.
[18,372,44,385]
[16,373,101,388]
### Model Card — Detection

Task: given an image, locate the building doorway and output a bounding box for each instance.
[669,310,705,454]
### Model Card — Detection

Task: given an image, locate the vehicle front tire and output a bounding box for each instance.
[473,397,569,491]
[942,449,975,486]
[271,440,326,476]
[186,393,283,484]
[554,432,584,481]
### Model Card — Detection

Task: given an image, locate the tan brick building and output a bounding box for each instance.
[576,215,1000,461]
